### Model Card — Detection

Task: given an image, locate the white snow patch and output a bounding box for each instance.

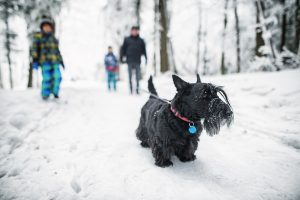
[0,69,299,200]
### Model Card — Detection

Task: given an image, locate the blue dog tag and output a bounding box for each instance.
[188,123,197,135]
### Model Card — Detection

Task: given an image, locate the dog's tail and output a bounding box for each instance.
[148,76,158,96]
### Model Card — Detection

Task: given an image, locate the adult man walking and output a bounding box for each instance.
[120,26,147,94]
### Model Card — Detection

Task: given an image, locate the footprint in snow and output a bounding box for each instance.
[70,178,81,193]
[281,136,300,150]
[7,167,21,177]
[9,113,29,130]
[0,170,7,179]
[66,163,82,194]
[8,136,23,154]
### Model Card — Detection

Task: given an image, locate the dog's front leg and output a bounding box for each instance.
[152,137,173,167]
[175,140,197,162]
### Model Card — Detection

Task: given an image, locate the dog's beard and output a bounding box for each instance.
[203,95,233,136]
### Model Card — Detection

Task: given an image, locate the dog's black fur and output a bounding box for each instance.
[136,74,233,167]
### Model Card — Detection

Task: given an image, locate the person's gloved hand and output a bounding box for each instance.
[32,62,39,70]
[121,57,126,64]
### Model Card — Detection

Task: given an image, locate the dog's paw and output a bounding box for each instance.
[140,141,149,148]
[155,160,173,167]
[178,154,196,162]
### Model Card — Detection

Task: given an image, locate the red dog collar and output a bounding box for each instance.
[170,106,193,124]
[170,106,197,135]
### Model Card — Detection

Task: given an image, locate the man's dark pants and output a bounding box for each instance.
[127,62,141,94]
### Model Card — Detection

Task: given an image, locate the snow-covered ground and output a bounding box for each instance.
[0,69,299,200]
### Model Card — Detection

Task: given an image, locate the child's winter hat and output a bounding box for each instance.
[40,15,55,30]
[131,26,140,30]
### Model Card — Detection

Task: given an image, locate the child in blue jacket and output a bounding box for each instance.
[104,46,118,91]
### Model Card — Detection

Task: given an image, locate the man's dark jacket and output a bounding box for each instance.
[120,35,147,64]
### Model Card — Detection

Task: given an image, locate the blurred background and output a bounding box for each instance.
[0,0,299,89]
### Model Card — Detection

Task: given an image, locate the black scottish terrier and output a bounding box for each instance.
[136,74,233,167]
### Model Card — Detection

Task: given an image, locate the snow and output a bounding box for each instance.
[0,69,300,200]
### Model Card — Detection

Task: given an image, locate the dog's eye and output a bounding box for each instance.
[202,90,212,99]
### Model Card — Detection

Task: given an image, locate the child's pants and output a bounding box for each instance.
[107,71,117,91]
[41,63,62,97]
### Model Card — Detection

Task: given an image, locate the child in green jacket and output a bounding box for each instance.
[30,16,64,99]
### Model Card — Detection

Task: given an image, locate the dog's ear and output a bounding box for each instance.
[172,75,189,91]
[196,74,201,83]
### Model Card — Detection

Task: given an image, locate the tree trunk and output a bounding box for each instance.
[202,13,208,76]
[220,0,228,75]
[4,6,13,89]
[202,42,208,75]
[257,0,279,70]
[195,2,202,74]
[295,0,300,53]
[257,0,276,59]
[168,39,178,74]
[153,0,158,76]
[166,0,176,74]
[26,21,33,88]
[135,0,141,26]
[0,58,3,89]
[234,0,241,73]
[255,1,265,57]
[27,62,33,88]
[159,0,169,73]
[280,0,287,52]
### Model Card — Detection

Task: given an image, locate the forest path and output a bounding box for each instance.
[0,70,300,200]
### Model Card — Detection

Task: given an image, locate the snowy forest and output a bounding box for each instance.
[0,0,300,200]
[0,0,299,88]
